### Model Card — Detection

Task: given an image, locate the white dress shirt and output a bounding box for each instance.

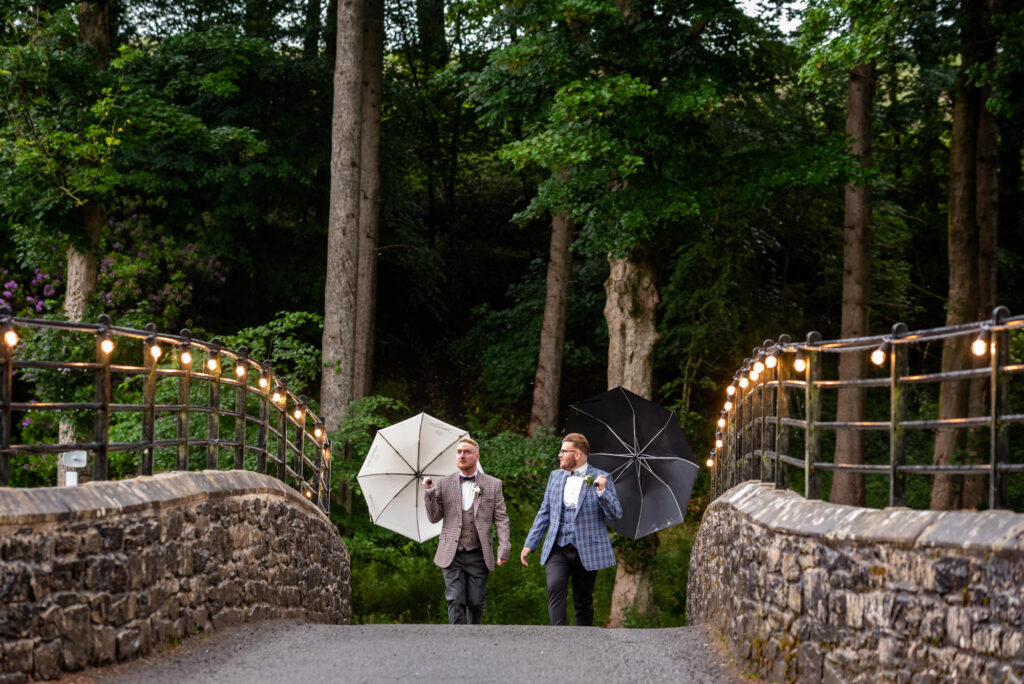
[562,464,589,508]
[460,469,479,511]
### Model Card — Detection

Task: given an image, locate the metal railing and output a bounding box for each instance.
[708,306,1024,509]
[0,308,331,514]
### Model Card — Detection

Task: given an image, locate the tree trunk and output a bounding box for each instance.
[604,256,659,397]
[832,61,875,507]
[353,0,383,401]
[603,253,660,626]
[320,0,365,430]
[324,0,337,68]
[59,204,103,486]
[932,0,984,510]
[76,1,110,68]
[529,210,573,436]
[304,0,322,58]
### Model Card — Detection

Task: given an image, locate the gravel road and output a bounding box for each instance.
[67,621,747,683]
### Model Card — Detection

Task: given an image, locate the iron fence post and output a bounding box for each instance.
[206,342,221,470]
[257,362,270,474]
[775,335,791,490]
[990,306,1010,508]
[804,332,822,500]
[276,389,287,482]
[177,330,192,472]
[295,397,306,487]
[0,315,12,487]
[93,315,112,481]
[141,324,158,476]
[889,323,909,506]
[234,349,248,471]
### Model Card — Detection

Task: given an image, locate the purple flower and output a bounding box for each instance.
[2,292,10,299]
[4,281,16,290]
[21,417,30,427]
[43,285,55,297]
[34,301,43,312]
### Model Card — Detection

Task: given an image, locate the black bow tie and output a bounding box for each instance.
[460,475,476,482]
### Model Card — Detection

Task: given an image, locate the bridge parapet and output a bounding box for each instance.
[0,470,351,681]
[688,481,1024,682]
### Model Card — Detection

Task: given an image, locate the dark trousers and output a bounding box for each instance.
[441,548,489,624]
[545,544,598,626]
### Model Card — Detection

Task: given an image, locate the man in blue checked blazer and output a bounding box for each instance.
[521,432,622,626]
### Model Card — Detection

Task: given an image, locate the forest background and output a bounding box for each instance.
[2,0,1023,626]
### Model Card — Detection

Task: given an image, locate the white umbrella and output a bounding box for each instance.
[356,412,467,542]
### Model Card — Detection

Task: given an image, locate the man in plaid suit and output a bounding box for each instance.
[424,437,511,624]
[521,432,622,626]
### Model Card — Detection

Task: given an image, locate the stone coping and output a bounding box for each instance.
[717,481,1024,552]
[0,470,326,526]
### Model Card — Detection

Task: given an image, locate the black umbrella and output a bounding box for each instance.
[565,386,699,539]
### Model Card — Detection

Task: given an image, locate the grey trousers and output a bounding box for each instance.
[442,548,489,624]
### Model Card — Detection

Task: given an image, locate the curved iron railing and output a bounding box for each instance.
[0,307,331,514]
[708,306,1024,509]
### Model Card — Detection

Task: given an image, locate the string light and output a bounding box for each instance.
[3,329,17,348]
[258,375,269,389]
[794,350,807,373]
[972,329,990,357]
[293,407,303,420]
[871,340,891,367]
[206,357,219,372]
[739,376,749,389]
[314,426,323,439]
[753,360,765,374]
[717,417,726,428]
[271,389,283,404]
[149,343,162,360]
[715,438,723,449]
[726,385,736,396]
[749,370,760,382]
[100,337,115,355]
[765,353,777,369]
[706,457,714,468]
[235,364,246,378]
[324,446,331,462]
[724,401,733,412]
[180,349,192,366]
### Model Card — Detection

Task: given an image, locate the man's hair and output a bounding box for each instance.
[563,432,590,457]
[457,436,479,451]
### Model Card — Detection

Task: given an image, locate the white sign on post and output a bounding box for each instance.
[62,450,87,487]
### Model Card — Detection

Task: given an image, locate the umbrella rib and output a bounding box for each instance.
[571,407,636,454]
[637,457,685,523]
[419,433,466,474]
[638,414,673,454]
[377,433,416,473]
[592,452,683,461]
[370,478,410,524]
[633,459,645,538]
[619,387,640,452]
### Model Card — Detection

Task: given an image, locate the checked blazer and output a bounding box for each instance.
[524,465,623,571]
[425,471,511,572]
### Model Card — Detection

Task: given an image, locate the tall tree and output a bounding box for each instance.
[932,0,988,510]
[832,59,875,507]
[353,0,383,400]
[528,210,573,435]
[321,0,365,429]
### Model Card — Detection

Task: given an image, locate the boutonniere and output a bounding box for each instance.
[474,485,483,498]
[583,475,595,487]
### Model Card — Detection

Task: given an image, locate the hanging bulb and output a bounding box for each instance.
[724,401,733,412]
[206,357,218,372]
[726,385,736,397]
[149,344,162,360]
[972,329,990,357]
[749,370,760,382]
[717,417,726,428]
[794,350,807,373]
[739,376,749,389]
[180,349,192,366]
[753,360,765,374]
[715,438,723,449]
[871,340,891,367]
[706,457,714,468]
[3,329,18,347]
[100,338,115,355]
[765,354,777,369]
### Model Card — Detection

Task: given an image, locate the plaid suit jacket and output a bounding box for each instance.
[425,471,511,571]
[524,465,622,571]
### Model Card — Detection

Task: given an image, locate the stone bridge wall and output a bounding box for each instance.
[687,482,1024,683]
[0,471,351,682]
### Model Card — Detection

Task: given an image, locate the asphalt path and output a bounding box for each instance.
[66,621,748,684]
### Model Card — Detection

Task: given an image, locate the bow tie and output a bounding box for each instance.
[460,475,476,482]
[569,471,585,477]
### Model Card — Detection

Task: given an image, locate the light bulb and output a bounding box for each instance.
[100,338,114,354]
[753,361,765,374]
[726,385,736,396]
[3,330,18,347]
[749,370,760,382]
[314,427,323,438]
[870,348,886,366]
[180,350,192,365]
[294,408,302,420]
[971,338,988,357]
[765,354,777,369]
[271,391,282,403]
[206,358,218,372]
[706,457,714,468]
[739,376,749,389]
[724,401,733,412]
[717,417,726,428]
[258,376,268,388]
[149,344,162,360]
[324,448,331,461]
[304,489,312,499]
[235,365,246,378]
[794,358,807,373]
[715,439,723,448]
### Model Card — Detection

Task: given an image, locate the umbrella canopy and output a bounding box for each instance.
[356,412,467,542]
[565,386,698,539]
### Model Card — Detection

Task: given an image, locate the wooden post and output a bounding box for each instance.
[804,332,822,500]
[176,331,192,472]
[990,307,1010,508]
[141,327,158,476]
[775,340,791,490]
[234,351,248,471]
[257,362,270,475]
[93,315,112,481]
[0,317,12,487]
[206,343,221,470]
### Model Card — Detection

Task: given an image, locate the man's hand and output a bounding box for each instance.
[497,557,508,566]
[595,474,607,492]
[520,547,532,566]
[423,476,433,490]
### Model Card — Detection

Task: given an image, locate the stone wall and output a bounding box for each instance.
[0,470,351,682]
[687,482,1024,683]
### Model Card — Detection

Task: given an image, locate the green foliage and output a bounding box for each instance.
[221,310,324,401]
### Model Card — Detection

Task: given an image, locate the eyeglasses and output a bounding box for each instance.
[557,449,579,455]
